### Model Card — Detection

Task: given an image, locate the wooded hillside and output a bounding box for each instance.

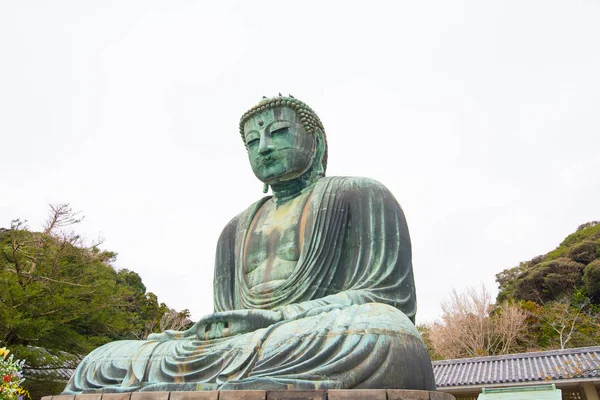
[495,221,600,350]
[423,221,600,360]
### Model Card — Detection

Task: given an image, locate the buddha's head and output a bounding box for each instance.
[240,96,327,188]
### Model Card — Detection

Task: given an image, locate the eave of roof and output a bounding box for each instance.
[432,346,600,388]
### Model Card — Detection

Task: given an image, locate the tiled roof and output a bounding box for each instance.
[432,346,600,388]
[25,366,75,381]
[22,347,81,382]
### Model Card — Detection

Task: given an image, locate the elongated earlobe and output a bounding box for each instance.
[313,129,326,178]
[263,183,269,193]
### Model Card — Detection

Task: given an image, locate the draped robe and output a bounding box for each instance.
[63,177,435,393]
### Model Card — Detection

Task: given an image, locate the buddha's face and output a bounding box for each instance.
[244,106,316,185]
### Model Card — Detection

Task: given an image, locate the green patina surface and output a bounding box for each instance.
[63,96,435,393]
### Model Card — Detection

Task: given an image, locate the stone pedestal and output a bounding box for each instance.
[43,390,454,400]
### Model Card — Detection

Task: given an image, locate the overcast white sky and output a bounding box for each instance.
[1,1,599,323]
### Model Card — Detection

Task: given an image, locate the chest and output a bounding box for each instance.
[243,192,311,274]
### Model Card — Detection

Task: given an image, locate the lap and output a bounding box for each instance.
[263,303,419,349]
[86,303,419,362]
[66,303,433,391]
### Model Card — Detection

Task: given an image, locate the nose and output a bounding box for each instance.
[258,132,273,155]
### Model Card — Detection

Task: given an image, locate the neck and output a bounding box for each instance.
[270,170,321,204]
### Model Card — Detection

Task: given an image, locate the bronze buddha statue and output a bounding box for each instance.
[64,96,435,393]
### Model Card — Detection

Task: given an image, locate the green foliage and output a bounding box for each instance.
[430,222,600,360]
[6,346,79,376]
[517,299,599,350]
[568,240,600,265]
[416,324,443,361]
[19,379,63,400]
[496,262,530,303]
[0,205,187,362]
[496,221,600,304]
[8,346,80,400]
[545,221,600,261]
[494,221,600,352]
[583,260,600,302]
[512,258,585,303]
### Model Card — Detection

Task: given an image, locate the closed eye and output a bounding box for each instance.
[271,127,289,136]
[247,138,259,147]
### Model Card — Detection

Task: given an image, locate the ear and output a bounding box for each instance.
[312,128,326,178]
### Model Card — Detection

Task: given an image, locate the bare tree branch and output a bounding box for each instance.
[429,285,527,359]
[43,203,84,236]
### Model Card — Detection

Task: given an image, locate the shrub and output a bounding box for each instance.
[583,260,600,301]
[513,258,585,303]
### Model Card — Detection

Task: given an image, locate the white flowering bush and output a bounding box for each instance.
[0,345,30,400]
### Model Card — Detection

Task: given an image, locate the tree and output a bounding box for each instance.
[0,204,185,355]
[520,297,600,350]
[542,298,590,349]
[493,221,600,352]
[512,258,585,303]
[159,309,192,333]
[428,285,527,359]
[583,260,600,302]
[496,221,600,304]
[416,324,443,361]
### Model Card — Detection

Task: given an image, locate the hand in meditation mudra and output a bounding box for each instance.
[64,96,436,393]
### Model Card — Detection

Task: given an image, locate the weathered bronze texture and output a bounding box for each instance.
[63,96,435,393]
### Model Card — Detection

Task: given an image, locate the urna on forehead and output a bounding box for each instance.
[243,107,296,130]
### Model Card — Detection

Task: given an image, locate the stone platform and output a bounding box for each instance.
[42,390,454,400]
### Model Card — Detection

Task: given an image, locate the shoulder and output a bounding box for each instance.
[325,177,410,237]
[319,176,407,217]
[218,196,270,241]
[321,176,396,198]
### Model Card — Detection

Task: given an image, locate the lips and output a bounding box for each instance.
[257,155,278,167]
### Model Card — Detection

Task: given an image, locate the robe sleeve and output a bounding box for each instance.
[213,215,240,312]
[213,197,271,313]
[275,177,417,323]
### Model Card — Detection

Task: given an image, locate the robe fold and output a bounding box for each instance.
[63,177,435,393]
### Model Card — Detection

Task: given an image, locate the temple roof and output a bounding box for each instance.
[432,346,600,388]
[22,346,81,382]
